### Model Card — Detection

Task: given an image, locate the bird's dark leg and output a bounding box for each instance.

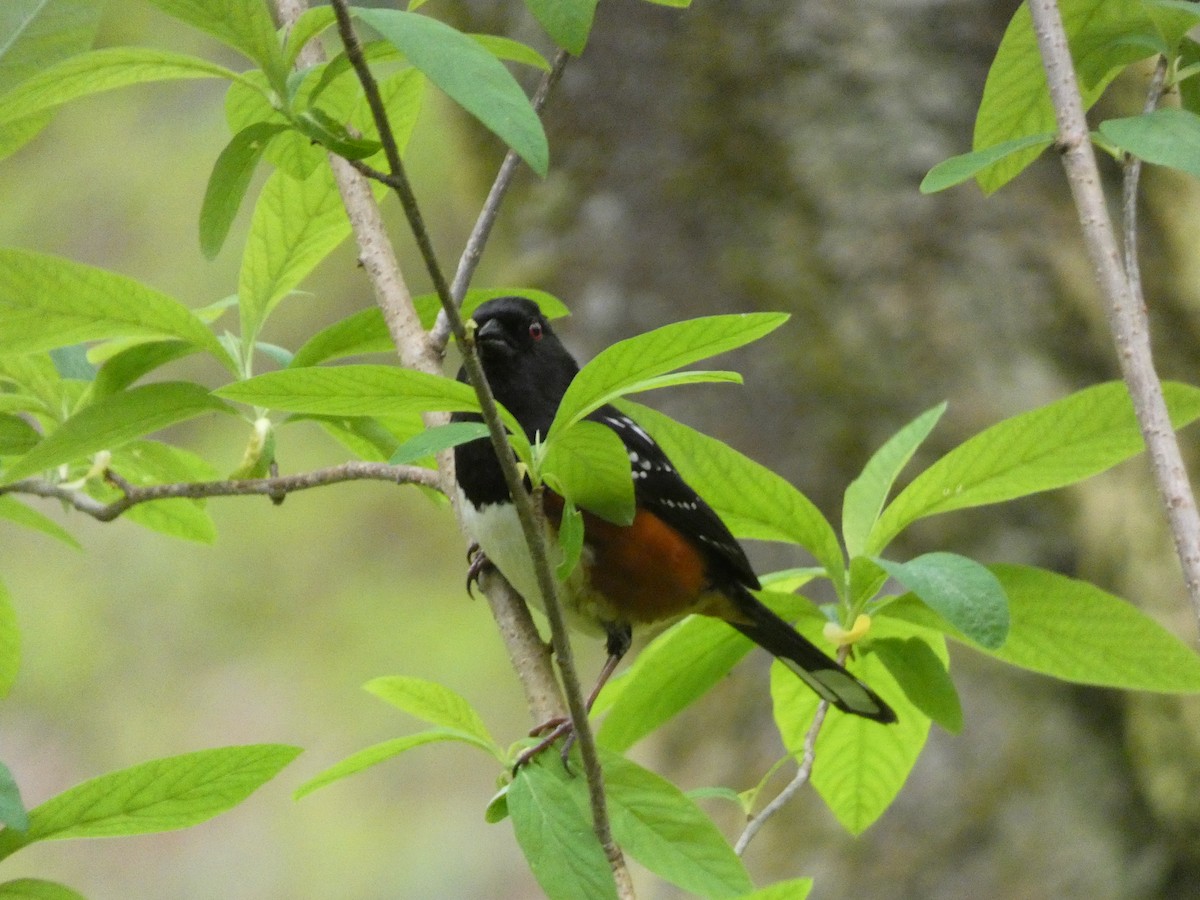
[514,624,633,771]
[465,542,492,598]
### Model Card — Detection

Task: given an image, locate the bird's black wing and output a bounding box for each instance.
[587,406,760,590]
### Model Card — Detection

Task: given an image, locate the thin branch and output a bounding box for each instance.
[322,4,628,887]
[1121,57,1169,321]
[1028,0,1200,630]
[1,463,441,522]
[734,646,846,855]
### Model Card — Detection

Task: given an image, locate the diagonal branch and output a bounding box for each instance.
[1,462,442,521]
[1027,0,1200,630]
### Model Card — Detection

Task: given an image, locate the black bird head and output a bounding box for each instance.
[460,296,579,439]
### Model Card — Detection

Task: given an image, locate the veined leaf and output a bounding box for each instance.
[1100,108,1200,180]
[282,6,336,68]
[200,122,289,259]
[973,0,1159,193]
[101,442,219,544]
[842,402,946,557]
[868,636,962,733]
[0,497,82,550]
[550,313,787,438]
[388,421,491,465]
[524,0,598,55]
[354,8,549,175]
[874,552,1009,650]
[0,249,231,367]
[0,745,301,859]
[618,401,845,585]
[143,0,285,80]
[921,132,1054,194]
[871,381,1200,551]
[2,382,234,483]
[887,565,1200,692]
[471,34,551,71]
[364,676,496,747]
[0,760,27,833]
[0,47,244,127]
[540,420,634,525]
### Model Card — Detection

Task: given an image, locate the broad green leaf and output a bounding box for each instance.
[601,750,752,898]
[1143,0,1200,51]
[873,552,1009,650]
[216,365,480,418]
[1099,108,1200,179]
[143,0,285,80]
[90,340,199,399]
[973,0,1158,193]
[555,497,584,581]
[2,382,234,483]
[0,879,85,900]
[0,578,17,697]
[282,6,336,68]
[551,313,788,438]
[0,497,82,549]
[0,414,39,455]
[888,564,1200,692]
[868,636,962,733]
[101,442,219,543]
[0,760,26,832]
[738,880,814,900]
[294,730,497,799]
[471,34,551,71]
[507,756,618,900]
[524,0,598,55]
[772,617,935,834]
[540,420,634,525]
[0,249,231,366]
[355,8,549,175]
[842,402,946,557]
[364,676,496,746]
[596,593,825,752]
[200,122,289,259]
[289,308,395,368]
[618,401,846,584]
[0,0,103,159]
[920,132,1054,194]
[0,745,301,859]
[48,345,93,381]
[388,421,491,465]
[292,107,382,159]
[872,381,1200,551]
[0,47,243,126]
[237,166,356,352]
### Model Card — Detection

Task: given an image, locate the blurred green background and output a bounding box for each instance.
[3,1,1200,898]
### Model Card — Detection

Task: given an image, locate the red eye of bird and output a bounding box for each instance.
[529,321,543,341]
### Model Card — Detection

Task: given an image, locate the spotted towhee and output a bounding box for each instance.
[453,296,896,725]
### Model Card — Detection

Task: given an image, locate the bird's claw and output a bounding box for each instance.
[465,542,492,598]
[513,717,576,773]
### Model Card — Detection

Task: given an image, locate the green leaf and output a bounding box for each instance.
[200,122,289,259]
[772,618,935,834]
[540,420,634,525]
[0,47,243,127]
[237,166,358,352]
[471,34,551,71]
[354,8,549,176]
[507,756,618,900]
[0,760,26,832]
[0,745,301,859]
[618,401,846,585]
[869,636,962,733]
[101,442,219,543]
[872,381,1200,551]
[388,421,491,465]
[842,402,946,557]
[524,0,598,55]
[0,414,39,455]
[1099,107,1200,179]
[0,249,231,366]
[364,676,496,747]
[0,0,103,160]
[738,880,814,900]
[0,578,16,698]
[873,552,1009,650]
[1179,38,1200,117]
[1143,0,1200,51]
[282,6,336,68]
[889,564,1200,692]
[2,382,234,483]
[0,497,82,550]
[91,340,199,399]
[596,593,825,751]
[294,729,497,799]
[600,749,752,897]
[292,107,382,159]
[143,0,285,80]
[216,365,481,418]
[920,132,1054,194]
[555,497,585,581]
[550,313,788,438]
[973,0,1158,193]
[289,308,394,368]
[0,878,86,900]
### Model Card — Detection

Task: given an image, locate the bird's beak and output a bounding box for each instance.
[474,317,507,345]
